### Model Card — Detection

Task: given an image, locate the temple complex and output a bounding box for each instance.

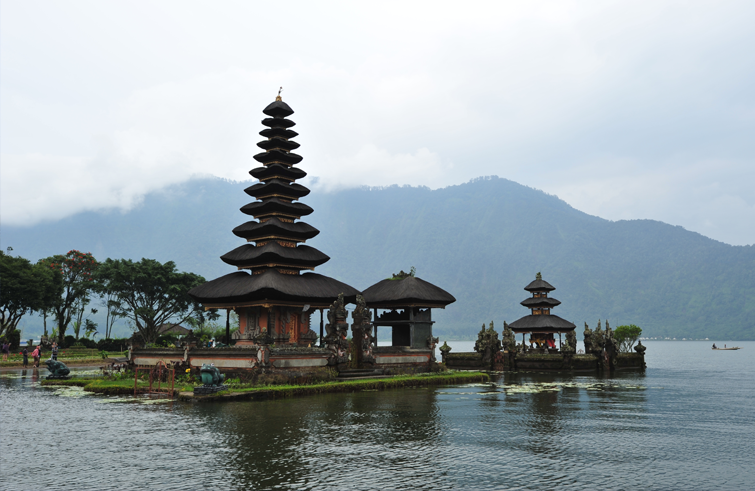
[442,272,646,372]
[130,93,644,377]
[130,94,449,375]
[188,94,359,347]
[508,273,576,351]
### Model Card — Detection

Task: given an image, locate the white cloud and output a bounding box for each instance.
[1,1,754,244]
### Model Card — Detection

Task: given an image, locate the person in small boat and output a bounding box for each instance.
[713,343,717,349]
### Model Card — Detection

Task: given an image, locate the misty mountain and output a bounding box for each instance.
[3,176,754,340]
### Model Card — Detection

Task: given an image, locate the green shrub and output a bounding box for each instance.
[615,325,642,352]
[7,329,21,351]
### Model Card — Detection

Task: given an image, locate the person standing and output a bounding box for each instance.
[1,341,9,361]
[51,342,59,361]
[31,346,40,368]
[22,347,29,367]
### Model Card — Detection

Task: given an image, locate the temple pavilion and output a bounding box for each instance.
[188,94,359,346]
[508,273,576,351]
[362,273,456,349]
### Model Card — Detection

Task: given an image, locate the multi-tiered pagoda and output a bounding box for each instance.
[189,94,359,346]
[508,273,576,350]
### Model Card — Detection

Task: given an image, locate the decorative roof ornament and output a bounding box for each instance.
[276,86,283,101]
[536,272,542,280]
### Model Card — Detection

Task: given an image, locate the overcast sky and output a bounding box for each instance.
[2,1,754,245]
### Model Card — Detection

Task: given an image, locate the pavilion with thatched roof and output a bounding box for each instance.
[362,271,456,349]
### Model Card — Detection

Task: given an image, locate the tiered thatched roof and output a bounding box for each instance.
[189,96,359,308]
[509,273,575,333]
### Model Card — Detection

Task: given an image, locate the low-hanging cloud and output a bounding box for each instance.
[1,1,754,244]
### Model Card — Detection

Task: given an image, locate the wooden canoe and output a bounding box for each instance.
[712,347,741,350]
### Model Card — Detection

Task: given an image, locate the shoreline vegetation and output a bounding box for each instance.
[0,350,124,368]
[39,371,489,402]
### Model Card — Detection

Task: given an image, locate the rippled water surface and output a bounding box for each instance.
[1,341,753,490]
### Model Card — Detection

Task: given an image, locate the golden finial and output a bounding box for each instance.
[276,87,283,101]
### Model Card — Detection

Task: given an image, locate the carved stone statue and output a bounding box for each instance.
[256,345,270,369]
[194,363,228,395]
[439,341,452,364]
[427,335,439,362]
[604,323,618,358]
[325,293,350,366]
[563,329,577,353]
[634,340,647,354]
[605,331,619,370]
[199,363,225,386]
[351,295,375,366]
[474,321,501,368]
[45,359,70,379]
[501,321,516,352]
[593,319,605,351]
[583,322,594,353]
[335,293,347,323]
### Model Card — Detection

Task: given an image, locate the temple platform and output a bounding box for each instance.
[130,345,435,374]
[443,350,646,372]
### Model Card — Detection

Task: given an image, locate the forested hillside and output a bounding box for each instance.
[4,176,754,340]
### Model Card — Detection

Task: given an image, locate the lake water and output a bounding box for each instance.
[1,341,753,490]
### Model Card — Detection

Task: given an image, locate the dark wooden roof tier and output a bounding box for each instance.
[520,297,561,308]
[240,198,313,218]
[262,100,294,118]
[189,94,359,309]
[508,314,576,333]
[188,269,360,307]
[232,218,319,242]
[244,179,310,200]
[257,138,300,152]
[524,277,556,292]
[221,243,329,269]
[362,276,456,309]
[253,149,303,166]
[250,164,306,182]
[259,127,298,139]
[262,117,296,129]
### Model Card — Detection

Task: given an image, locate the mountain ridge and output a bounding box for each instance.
[3,175,753,340]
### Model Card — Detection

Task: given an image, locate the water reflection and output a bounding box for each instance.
[3,347,755,491]
[187,388,443,489]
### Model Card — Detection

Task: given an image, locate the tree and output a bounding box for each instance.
[41,250,99,344]
[83,319,98,339]
[98,258,210,345]
[0,250,62,339]
[94,268,129,339]
[615,324,643,352]
[102,297,127,339]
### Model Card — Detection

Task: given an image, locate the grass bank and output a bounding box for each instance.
[1,351,126,368]
[40,371,489,400]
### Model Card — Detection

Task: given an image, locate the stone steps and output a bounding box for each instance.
[336,368,385,380]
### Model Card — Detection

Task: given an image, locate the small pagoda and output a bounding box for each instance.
[508,273,576,351]
[189,93,359,346]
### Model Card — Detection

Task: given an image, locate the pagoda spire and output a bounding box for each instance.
[188,95,359,313]
[221,95,328,274]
